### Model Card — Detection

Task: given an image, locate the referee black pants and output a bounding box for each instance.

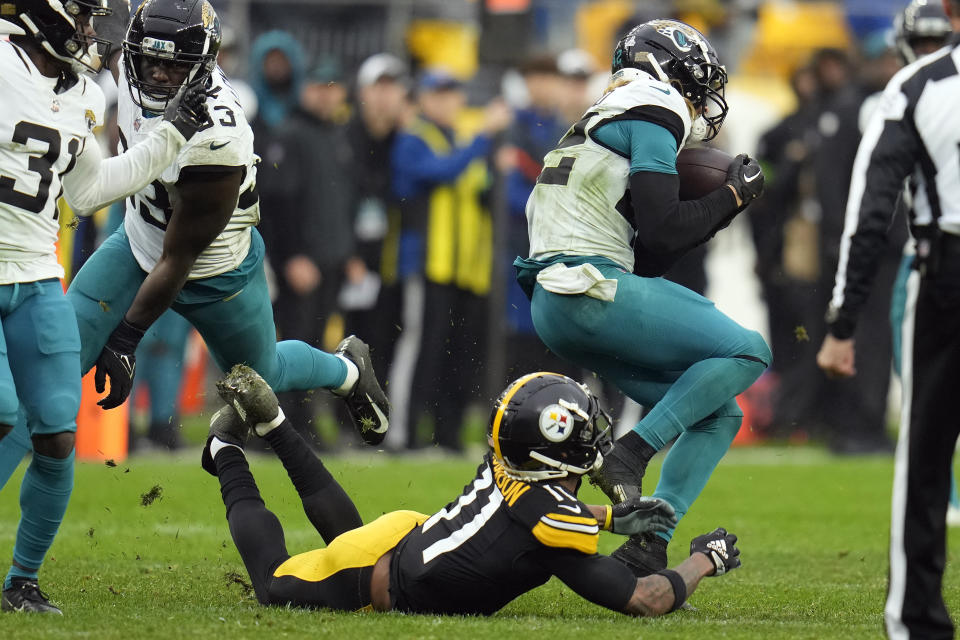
[886,241,960,640]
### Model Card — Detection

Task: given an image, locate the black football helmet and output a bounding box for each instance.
[122,0,221,112]
[489,372,613,482]
[893,0,951,64]
[4,0,111,73]
[612,19,728,142]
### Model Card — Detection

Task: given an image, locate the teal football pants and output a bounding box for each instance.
[0,280,80,588]
[530,263,770,535]
[0,228,347,488]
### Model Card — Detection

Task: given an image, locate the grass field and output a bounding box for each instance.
[2,444,959,639]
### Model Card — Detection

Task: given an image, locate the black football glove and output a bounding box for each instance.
[94,319,146,410]
[725,153,764,207]
[690,527,741,576]
[163,81,210,141]
[608,496,678,536]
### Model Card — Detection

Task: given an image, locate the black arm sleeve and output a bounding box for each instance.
[827,114,921,339]
[629,171,739,276]
[546,550,637,613]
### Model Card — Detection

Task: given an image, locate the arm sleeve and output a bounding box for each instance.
[630,171,739,255]
[546,549,637,613]
[391,132,491,197]
[62,121,186,216]
[827,84,921,339]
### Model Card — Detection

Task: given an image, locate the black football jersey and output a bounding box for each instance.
[389,454,607,615]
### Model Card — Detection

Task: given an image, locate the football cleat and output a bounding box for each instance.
[335,335,390,446]
[216,364,281,427]
[611,532,669,578]
[200,404,250,476]
[1,579,62,614]
[589,444,648,504]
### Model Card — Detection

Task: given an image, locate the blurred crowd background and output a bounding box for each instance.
[64,0,928,457]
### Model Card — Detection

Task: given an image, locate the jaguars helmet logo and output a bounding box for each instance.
[650,19,700,52]
[85,109,97,131]
[539,404,574,443]
[201,0,214,28]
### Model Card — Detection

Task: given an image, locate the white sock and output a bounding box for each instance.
[334,355,359,396]
[254,407,286,437]
[209,436,242,459]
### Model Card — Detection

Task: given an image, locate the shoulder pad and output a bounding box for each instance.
[493,460,599,554]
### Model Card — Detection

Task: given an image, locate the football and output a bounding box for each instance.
[676,146,734,200]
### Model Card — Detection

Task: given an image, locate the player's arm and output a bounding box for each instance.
[93,166,242,409]
[594,119,760,255]
[62,85,209,215]
[549,528,740,617]
[822,88,923,343]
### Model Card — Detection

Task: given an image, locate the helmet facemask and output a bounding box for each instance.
[121,0,221,113]
[16,0,112,74]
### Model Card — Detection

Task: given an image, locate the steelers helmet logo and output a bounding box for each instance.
[539,404,574,443]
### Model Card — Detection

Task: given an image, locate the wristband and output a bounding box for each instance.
[602,505,612,531]
[108,318,147,353]
[657,569,687,613]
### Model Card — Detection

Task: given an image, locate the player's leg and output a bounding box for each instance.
[210,365,362,543]
[135,311,191,449]
[531,269,768,492]
[180,258,388,443]
[886,270,960,638]
[66,227,148,374]
[208,440,291,604]
[0,312,27,490]
[1,281,81,614]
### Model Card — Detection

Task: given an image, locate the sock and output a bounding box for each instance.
[333,356,359,396]
[5,451,74,590]
[254,407,285,437]
[210,437,242,459]
[0,421,32,492]
[274,340,348,392]
[214,446,264,518]
[650,413,741,542]
[263,421,362,543]
[616,430,659,463]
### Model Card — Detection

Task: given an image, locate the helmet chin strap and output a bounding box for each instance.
[688,116,709,142]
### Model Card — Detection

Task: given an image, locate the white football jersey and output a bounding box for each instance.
[526,72,691,271]
[118,62,260,279]
[0,40,104,284]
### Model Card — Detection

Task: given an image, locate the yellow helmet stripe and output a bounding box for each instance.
[491,371,562,463]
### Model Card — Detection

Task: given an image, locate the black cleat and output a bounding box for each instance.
[1,579,62,614]
[216,364,280,427]
[201,404,250,476]
[589,444,648,504]
[335,335,389,446]
[611,532,669,578]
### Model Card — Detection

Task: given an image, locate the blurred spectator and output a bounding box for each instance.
[249,30,305,134]
[809,47,900,453]
[218,26,258,121]
[497,54,571,379]
[341,54,410,391]
[556,48,599,123]
[390,69,511,452]
[260,59,357,447]
[751,65,822,438]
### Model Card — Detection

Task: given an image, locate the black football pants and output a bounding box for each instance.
[886,238,960,640]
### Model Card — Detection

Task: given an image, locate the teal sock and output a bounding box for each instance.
[274,340,347,392]
[633,356,764,450]
[650,413,741,542]
[0,420,32,492]
[5,451,75,589]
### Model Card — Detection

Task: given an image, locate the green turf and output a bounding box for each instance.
[1,446,958,639]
